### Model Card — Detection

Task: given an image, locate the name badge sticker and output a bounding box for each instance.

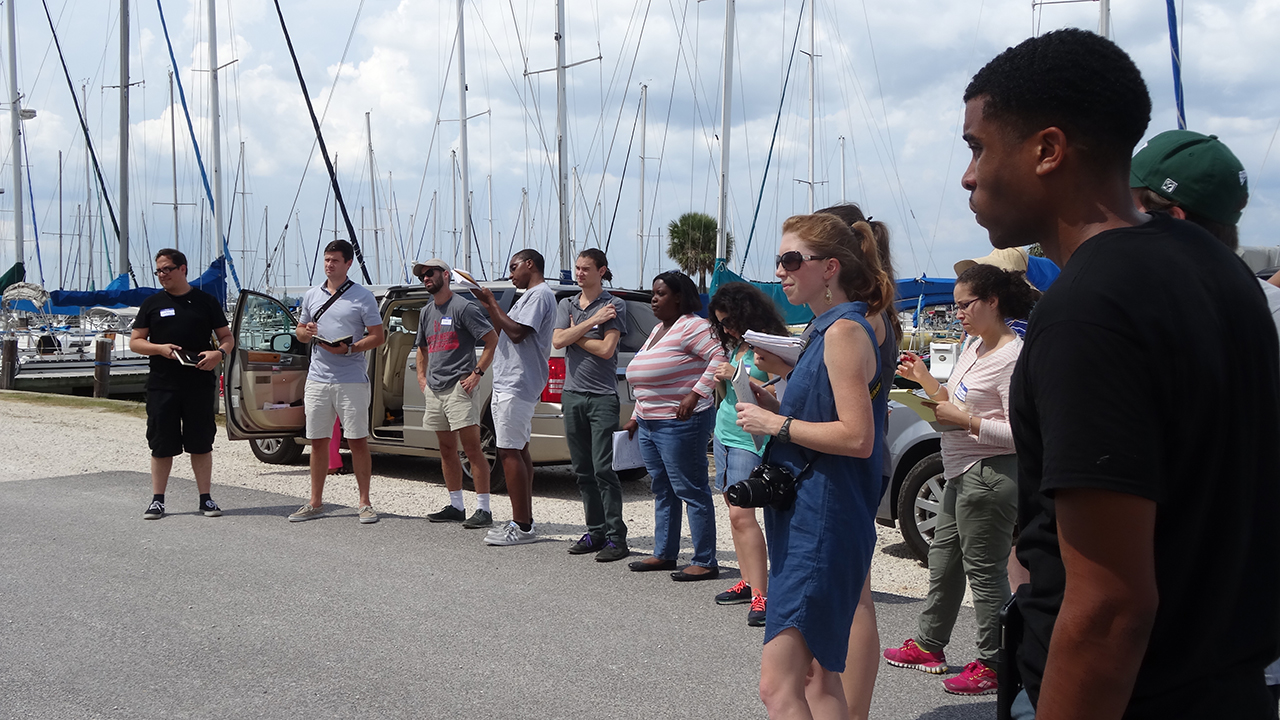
[441,317,453,326]
[954,381,969,403]
[160,308,176,317]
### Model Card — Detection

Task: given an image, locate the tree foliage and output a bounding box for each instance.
[666,212,732,292]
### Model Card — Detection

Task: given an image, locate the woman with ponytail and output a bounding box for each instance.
[883,263,1037,697]
[735,213,893,717]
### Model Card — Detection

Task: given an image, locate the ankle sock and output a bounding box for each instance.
[516,521,532,532]
[449,490,465,512]
[152,494,165,503]
[476,493,491,513]
[199,493,212,504]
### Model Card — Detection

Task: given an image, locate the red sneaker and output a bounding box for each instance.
[883,638,948,674]
[943,660,998,696]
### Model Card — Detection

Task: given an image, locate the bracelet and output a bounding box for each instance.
[968,414,975,435]
[928,384,946,399]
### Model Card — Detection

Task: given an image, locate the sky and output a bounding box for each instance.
[1,0,1278,294]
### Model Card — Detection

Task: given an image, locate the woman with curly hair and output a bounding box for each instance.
[707,282,788,627]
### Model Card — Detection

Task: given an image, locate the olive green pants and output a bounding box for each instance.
[915,453,1018,664]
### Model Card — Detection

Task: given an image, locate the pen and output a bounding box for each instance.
[762,376,783,388]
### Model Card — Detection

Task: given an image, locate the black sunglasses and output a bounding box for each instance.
[775,251,830,272]
[416,267,444,279]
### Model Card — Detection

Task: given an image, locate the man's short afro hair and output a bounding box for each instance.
[964,28,1151,166]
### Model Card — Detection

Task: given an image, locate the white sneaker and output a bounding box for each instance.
[485,520,516,539]
[484,521,540,546]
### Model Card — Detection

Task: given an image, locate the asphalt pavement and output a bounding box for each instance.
[0,471,992,719]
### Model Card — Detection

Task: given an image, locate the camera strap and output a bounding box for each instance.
[310,279,355,324]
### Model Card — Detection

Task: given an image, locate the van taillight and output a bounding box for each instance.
[541,357,566,403]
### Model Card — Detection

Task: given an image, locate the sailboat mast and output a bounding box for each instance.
[169,71,179,247]
[7,0,24,267]
[456,0,473,274]
[487,174,493,279]
[715,0,734,262]
[1098,0,1112,39]
[807,0,815,213]
[118,0,130,281]
[555,0,570,281]
[366,112,381,282]
[638,84,647,287]
[58,151,63,287]
[839,136,845,201]
[208,0,226,267]
[450,149,458,262]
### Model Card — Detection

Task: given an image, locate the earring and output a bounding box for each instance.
[824,284,832,304]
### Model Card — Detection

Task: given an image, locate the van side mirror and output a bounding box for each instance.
[270,333,296,354]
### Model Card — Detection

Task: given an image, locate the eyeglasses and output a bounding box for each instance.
[775,251,830,272]
[154,265,180,276]
[955,297,983,312]
[416,267,443,279]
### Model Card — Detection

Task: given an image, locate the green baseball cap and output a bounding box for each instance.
[1130,130,1249,225]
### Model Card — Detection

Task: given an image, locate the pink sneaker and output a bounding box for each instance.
[883,638,948,674]
[943,660,998,696]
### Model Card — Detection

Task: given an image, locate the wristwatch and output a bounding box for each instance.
[217,347,227,359]
[346,343,354,355]
[473,366,485,376]
[776,416,794,443]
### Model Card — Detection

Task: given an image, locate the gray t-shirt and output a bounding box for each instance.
[298,281,383,384]
[416,293,494,392]
[492,282,557,399]
[555,290,626,396]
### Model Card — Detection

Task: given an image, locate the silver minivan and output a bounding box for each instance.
[222,281,657,491]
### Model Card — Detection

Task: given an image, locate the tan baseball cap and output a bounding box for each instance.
[953,247,1029,277]
[412,258,451,279]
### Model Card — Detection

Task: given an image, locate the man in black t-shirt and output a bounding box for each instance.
[129,249,234,521]
[960,30,1280,719]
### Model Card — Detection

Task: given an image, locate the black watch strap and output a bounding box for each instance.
[473,367,485,376]
[776,417,793,443]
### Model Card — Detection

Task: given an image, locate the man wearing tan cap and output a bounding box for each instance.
[413,258,500,528]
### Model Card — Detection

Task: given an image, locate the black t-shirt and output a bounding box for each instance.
[134,286,229,390]
[1012,213,1280,718]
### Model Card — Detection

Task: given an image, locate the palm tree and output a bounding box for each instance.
[666,212,732,292]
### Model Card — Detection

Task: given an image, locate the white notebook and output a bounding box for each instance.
[611,430,646,471]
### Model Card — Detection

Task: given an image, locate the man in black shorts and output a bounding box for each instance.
[961,29,1280,718]
[129,249,234,520]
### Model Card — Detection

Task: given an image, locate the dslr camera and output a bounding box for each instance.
[726,463,799,511]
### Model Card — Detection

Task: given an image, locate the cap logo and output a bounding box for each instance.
[1161,178,1178,194]
[1240,170,1248,186]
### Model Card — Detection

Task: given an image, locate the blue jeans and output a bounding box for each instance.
[712,435,762,493]
[638,409,717,568]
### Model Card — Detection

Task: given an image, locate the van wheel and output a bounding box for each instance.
[897,452,946,564]
[462,414,506,494]
[251,436,305,465]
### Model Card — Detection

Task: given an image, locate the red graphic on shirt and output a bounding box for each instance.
[426,320,460,353]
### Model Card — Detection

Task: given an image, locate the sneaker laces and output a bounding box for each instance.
[726,579,748,595]
[960,661,991,678]
[750,595,767,612]
[575,532,595,546]
[148,500,163,511]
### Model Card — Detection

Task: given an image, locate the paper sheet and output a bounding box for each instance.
[731,361,766,451]
[452,269,482,290]
[743,330,805,366]
[611,430,646,471]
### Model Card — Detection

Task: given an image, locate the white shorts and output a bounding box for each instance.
[305,381,371,440]
[491,390,538,449]
[423,380,482,432]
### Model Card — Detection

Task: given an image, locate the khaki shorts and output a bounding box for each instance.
[424,380,482,432]
[305,381,371,440]
[492,389,539,449]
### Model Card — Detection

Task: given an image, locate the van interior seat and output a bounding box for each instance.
[383,308,421,412]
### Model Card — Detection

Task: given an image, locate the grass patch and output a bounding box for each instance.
[0,389,227,426]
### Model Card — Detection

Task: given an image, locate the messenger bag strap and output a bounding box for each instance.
[311,279,354,324]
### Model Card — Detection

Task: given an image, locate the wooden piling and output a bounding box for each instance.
[0,337,16,389]
[93,336,112,398]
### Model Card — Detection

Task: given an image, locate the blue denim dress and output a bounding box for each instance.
[763,301,888,672]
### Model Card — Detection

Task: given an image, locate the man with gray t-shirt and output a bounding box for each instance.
[413,258,499,528]
[553,249,630,562]
[290,239,386,524]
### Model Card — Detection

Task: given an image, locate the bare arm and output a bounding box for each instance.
[352,323,386,353]
[416,346,428,392]
[129,327,180,359]
[475,329,498,373]
[736,319,877,458]
[474,287,533,343]
[578,328,620,359]
[1036,488,1158,720]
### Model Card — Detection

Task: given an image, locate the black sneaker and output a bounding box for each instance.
[567,532,606,555]
[595,540,630,563]
[143,500,165,520]
[427,505,467,523]
[715,579,753,605]
[200,498,223,517]
[462,509,493,529]
[747,595,767,627]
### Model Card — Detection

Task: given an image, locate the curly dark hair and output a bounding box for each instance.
[964,28,1150,168]
[955,264,1040,321]
[653,270,703,316]
[707,282,788,352]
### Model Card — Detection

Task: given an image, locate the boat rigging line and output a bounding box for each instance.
[270,0,372,285]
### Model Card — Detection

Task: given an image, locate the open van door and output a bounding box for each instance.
[224,290,309,443]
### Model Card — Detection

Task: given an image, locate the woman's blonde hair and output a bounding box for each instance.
[781,213,894,317]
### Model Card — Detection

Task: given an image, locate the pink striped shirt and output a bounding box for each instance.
[939,335,1022,478]
[626,314,727,420]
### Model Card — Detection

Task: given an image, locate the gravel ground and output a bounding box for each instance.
[0,391,943,601]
